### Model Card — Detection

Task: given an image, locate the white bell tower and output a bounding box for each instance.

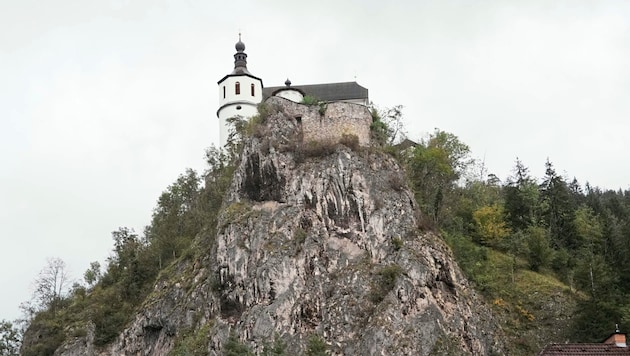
[216,35,263,147]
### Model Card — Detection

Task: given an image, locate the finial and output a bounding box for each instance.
[285,78,291,87]
[235,33,245,52]
[616,324,621,333]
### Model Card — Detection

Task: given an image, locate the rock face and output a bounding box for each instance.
[57,98,503,355]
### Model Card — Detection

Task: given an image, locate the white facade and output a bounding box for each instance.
[217,74,263,147]
[274,88,304,103]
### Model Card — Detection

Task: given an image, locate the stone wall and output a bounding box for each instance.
[265,96,372,146]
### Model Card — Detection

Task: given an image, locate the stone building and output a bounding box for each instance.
[216,36,370,147]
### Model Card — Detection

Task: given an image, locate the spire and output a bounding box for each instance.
[232,33,250,75]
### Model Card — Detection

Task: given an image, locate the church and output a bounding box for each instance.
[216,36,369,147]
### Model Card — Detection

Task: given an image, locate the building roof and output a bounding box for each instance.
[539,343,630,355]
[263,81,368,102]
[217,35,263,85]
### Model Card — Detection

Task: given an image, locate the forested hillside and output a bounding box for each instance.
[398,126,630,347]
[3,105,629,355]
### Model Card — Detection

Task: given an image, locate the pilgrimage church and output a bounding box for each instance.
[216,36,369,147]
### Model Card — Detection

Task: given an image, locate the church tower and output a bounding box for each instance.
[217,35,263,147]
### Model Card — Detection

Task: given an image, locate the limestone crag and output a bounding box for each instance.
[56,98,502,355]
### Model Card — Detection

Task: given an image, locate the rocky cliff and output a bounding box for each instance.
[55,97,503,355]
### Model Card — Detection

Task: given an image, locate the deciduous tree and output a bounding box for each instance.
[33,258,69,314]
[0,320,20,356]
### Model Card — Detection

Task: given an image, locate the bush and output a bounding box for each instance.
[301,95,319,106]
[299,140,337,158]
[224,332,253,356]
[369,264,403,303]
[339,134,360,151]
[305,335,328,356]
[262,334,287,356]
[392,237,403,251]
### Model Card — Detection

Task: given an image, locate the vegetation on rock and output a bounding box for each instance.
[15,102,630,355]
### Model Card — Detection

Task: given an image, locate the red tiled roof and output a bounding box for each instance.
[540,343,630,355]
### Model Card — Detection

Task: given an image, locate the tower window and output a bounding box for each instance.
[235,82,240,95]
[223,86,226,98]
[251,83,255,96]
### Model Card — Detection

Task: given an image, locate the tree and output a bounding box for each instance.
[407,129,472,224]
[572,205,605,295]
[472,204,510,247]
[503,159,539,231]
[144,169,202,268]
[0,320,20,356]
[370,104,406,145]
[539,159,576,249]
[33,258,69,314]
[83,261,101,288]
[525,225,552,272]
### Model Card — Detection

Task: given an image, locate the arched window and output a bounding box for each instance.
[251,83,255,96]
[223,86,226,98]
[235,82,240,95]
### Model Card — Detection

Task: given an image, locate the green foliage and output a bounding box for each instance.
[369,110,390,146]
[83,261,101,287]
[444,231,577,354]
[0,320,20,356]
[406,129,472,224]
[257,102,274,121]
[21,309,66,356]
[170,322,210,356]
[262,334,286,356]
[297,140,337,159]
[300,95,319,106]
[503,159,539,231]
[305,335,327,356]
[369,105,405,146]
[294,227,307,244]
[391,237,403,251]
[525,226,552,272]
[222,202,251,227]
[22,141,240,353]
[369,264,403,303]
[318,102,327,115]
[145,168,203,268]
[539,160,577,249]
[224,332,253,356]
[472,204,510,246]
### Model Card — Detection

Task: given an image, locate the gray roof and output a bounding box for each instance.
[263,81,368,102]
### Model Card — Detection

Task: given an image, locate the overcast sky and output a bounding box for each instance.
[1,0,629,321]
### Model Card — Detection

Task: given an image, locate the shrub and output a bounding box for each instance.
[224,332,253,356]
[318,102,327,115]
[305,335,328,356]
[299,140,336,158]
[170,323,211,356]
[369,264,403,303]
[294,227,307,245]
[262,334,287,356]
[257,102,274,121]
[339,134,360,151]
[387,173,405,192]
[301,95,319,106]
[392,237,403,251]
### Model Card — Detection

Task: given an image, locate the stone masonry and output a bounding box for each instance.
[265,96,372,146]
